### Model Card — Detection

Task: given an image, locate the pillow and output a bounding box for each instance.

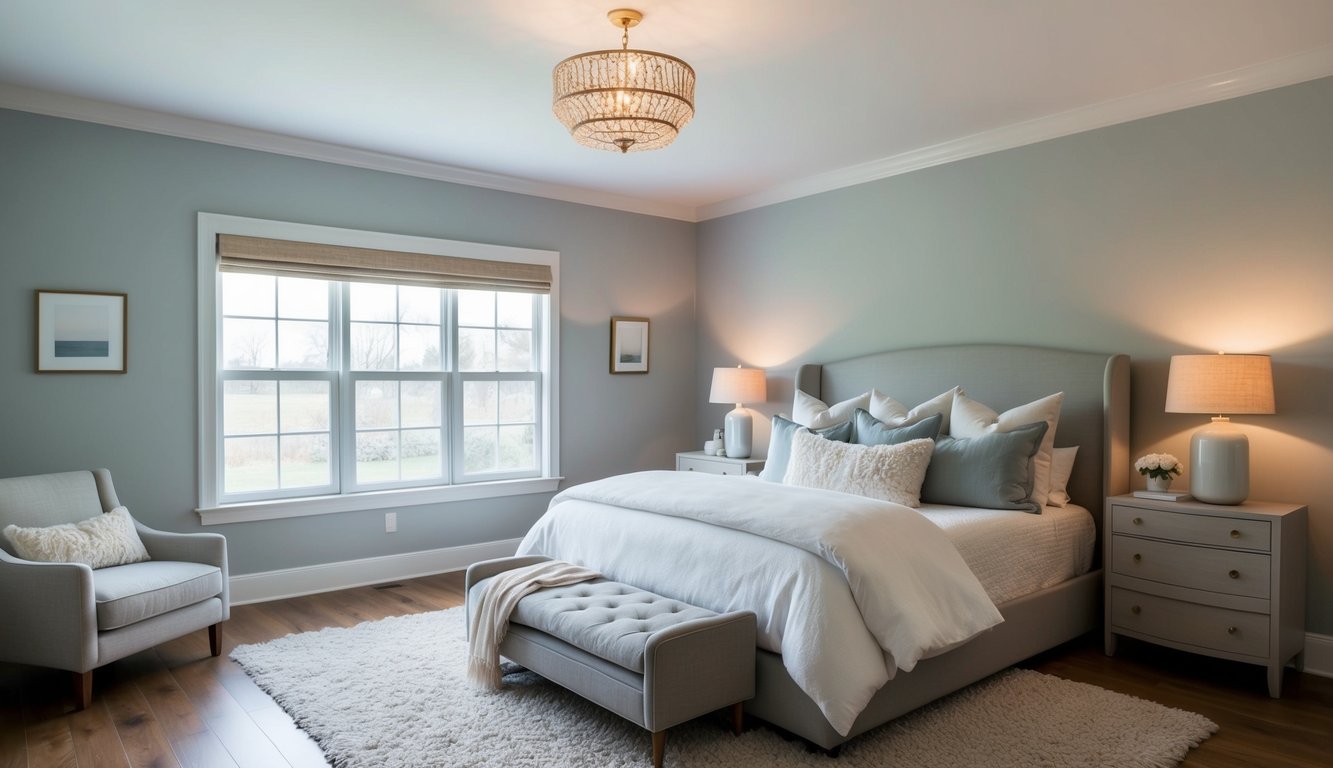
[852,409,943,447]
[758,414,853,483]
[3,506,150,569]
[950,391,1064,509]
[868,387,961,433]
[792,389,870,429]
[1047,446,1079,508]
[920,422,1049,513]
[783,429,935,507]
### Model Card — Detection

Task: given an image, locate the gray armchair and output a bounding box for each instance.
[0,469,229,709]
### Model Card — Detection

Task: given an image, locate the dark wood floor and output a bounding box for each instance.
[3,570,1330,767]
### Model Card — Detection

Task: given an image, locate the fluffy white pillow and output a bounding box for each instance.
[792,389,870,429]
[869,387,962,432]
[1047,446,1079,508]
[3,507,150,569]
[783,429,935,507]
[950,391,1064,509]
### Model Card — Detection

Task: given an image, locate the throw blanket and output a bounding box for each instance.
[520,471,1003,734]
[466,559,600,689]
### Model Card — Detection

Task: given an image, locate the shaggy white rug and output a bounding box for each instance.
[231,608,1216,768]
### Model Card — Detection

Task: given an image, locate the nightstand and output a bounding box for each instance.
[675,451,765,476]
[1104,494,1307,697]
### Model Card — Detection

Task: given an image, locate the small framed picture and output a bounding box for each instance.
[609,316,649,374]
[35,290,127,374]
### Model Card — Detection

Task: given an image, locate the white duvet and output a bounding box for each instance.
[516,471,1003,735]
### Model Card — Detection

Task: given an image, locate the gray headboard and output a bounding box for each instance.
[796,344,1130,543]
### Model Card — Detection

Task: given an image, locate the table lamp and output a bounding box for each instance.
[709,366,767,459]
[1165,353,1275,505]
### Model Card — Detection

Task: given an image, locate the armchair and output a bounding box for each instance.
[0,469,229,709]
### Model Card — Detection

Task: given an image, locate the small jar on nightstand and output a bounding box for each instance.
[675,451,765,477]
[1103,494,1307,697]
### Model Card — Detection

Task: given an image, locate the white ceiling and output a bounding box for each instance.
[2,1,1332,221]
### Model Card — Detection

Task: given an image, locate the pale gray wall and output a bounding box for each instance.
[696,77,1333,634]
[0,108,696,575]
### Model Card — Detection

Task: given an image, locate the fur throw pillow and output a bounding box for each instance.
[4,506,150,569]
[783,429,935,507]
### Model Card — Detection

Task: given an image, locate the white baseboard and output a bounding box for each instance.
[229,538,523,605]
[1303,632,1333,678]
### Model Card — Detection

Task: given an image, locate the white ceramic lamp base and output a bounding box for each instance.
[723,406,753,459]
[1190,417,1249,505]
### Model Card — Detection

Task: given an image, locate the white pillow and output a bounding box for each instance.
[792,389,870,429]
[783,429,935,507]
[950,391,1064,509]
[869,387,962,432]
[3,506,150,569]
[1047,446,1079,508]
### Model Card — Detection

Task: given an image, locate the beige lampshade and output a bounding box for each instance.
[709,366,767,405]
[1165,354,1275,415]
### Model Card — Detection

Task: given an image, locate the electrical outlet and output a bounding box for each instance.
[385,512,397,533]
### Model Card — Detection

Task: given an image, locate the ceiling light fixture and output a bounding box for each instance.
[552,8,695,154]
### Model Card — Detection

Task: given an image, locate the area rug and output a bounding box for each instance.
[231,607,1216,767]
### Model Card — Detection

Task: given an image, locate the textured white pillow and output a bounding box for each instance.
[3,507,150,569]
[792,389,870,429]
[869,387,962,433]
[950,391,1064,509]
[1047,446,1079,508]
[783,429,935,507]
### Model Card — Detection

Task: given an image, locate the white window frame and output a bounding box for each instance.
[196,213,561,525]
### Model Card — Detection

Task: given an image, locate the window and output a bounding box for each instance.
[197,214,560,524]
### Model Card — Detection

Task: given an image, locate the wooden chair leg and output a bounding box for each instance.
[651,730,666,768]
[209,622,223,657]
[731,702,744,736]
[73,670,92,710]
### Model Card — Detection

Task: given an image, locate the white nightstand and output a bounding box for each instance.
[675,451,765,476]
[1103,494,1307,697]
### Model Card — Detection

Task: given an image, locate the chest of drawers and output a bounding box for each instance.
[1103,495,1306,697]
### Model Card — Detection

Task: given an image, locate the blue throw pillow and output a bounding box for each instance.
[758,414,852,482]
[850,409,943,447]
[920,421,1049,513]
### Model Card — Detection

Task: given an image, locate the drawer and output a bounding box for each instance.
[676,457,741,475]
[1111,505,1270,551]
[1110,587,1269,658]
[1111,535,1270,599]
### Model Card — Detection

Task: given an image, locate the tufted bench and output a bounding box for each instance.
[465,556,756,768]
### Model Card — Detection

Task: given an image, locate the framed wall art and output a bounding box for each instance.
[35,290,127,373]
[609,316,649,374]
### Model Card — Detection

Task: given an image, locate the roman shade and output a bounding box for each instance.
[217,234,552,294]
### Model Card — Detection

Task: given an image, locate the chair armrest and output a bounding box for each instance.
[134,521,230,619]
[0,549,98,672]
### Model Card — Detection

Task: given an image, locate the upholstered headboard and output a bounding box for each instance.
[795,344,1130,541]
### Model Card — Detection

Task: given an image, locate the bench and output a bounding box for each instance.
[465,556,756,768]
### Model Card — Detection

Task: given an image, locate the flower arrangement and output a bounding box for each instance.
[1135,453,1182,480]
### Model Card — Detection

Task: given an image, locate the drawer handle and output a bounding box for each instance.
[1229,570,1240,579]
[686,467,694,471]
[1132,517,1142,525]
[1230,530,1241,539]
[1227,626,1237,635]
[1130,605,1141,615]
[1132,553,1141,562]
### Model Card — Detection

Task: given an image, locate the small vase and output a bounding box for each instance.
[1146,475,1172,492]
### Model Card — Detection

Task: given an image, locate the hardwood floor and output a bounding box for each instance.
[2,571,1330,767]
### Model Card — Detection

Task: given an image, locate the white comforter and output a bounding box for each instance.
[516,471,1003,735]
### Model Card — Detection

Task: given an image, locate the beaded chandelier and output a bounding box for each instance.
[552,9,695,153]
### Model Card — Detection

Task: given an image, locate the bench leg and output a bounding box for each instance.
[731,702,744,736]
[73,670,92,711]
[209,623,223,657]
[652,730,666,768]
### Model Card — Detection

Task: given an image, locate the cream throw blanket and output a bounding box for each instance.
[466,560,600,689]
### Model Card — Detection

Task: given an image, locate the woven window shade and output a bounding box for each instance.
[217,234,551,294]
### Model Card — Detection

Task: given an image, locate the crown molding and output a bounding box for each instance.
[0,83,696,222]
[696,44,1333,221]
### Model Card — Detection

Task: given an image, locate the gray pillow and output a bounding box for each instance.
[758,414,852,482]
[920,421,1049,513]
[851,410,943,447]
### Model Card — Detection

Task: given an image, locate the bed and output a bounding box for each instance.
[521,344,1130,751]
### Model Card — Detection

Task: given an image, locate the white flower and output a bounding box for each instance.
[1135,452,1182,478]
[1158,455,1177,471]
